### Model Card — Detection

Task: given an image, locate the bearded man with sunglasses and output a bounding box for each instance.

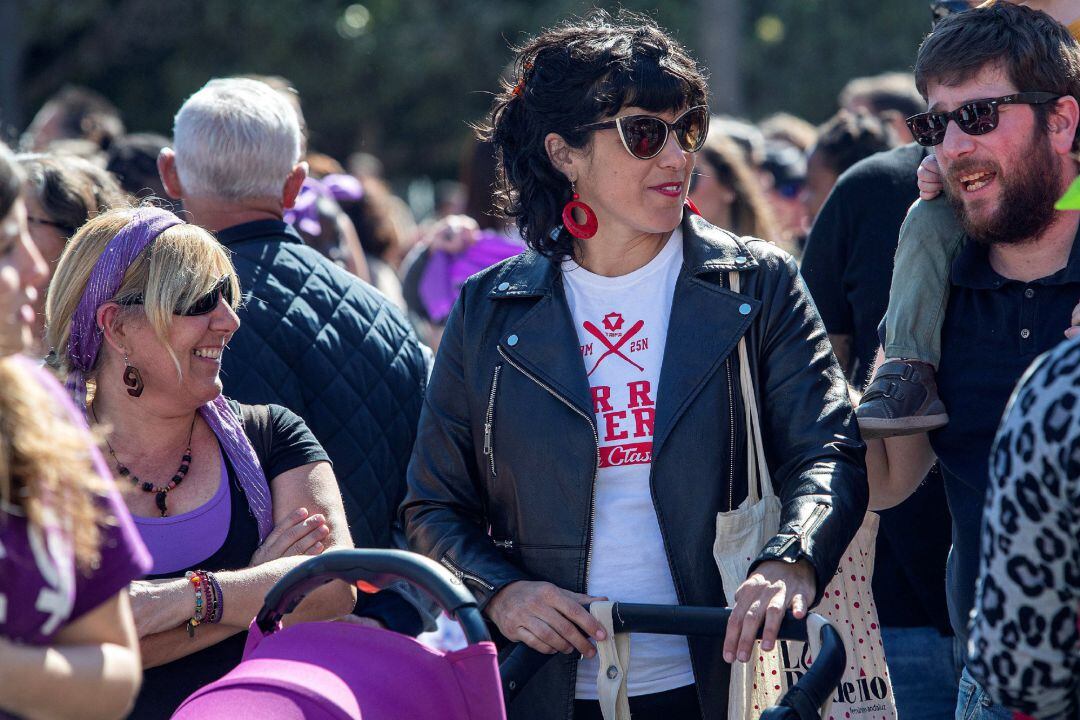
[860,5,1080,718]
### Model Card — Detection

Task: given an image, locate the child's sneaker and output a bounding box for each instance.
[856,359,949,439]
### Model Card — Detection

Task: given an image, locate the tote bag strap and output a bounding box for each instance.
[729,271,774,503]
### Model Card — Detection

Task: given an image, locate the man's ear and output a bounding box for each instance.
[1049,95,1080,155]
[545,133,578,183]
[158,148,184,200]
[282,162,308,210]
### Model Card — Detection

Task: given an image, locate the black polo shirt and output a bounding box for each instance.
[804,144,952,635]
[803,143,928,388]
[912,228,1080,648]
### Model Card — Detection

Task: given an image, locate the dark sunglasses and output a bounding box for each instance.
[906,92,1062,147]
[117,276,235,316]
[576,105,710,160]
[27,215,76,237]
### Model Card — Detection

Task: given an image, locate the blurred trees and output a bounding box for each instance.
[10,0,930,184]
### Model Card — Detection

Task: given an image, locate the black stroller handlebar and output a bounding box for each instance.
[500,604,846,720]
[257,553,846,719]
[254,549,490,644]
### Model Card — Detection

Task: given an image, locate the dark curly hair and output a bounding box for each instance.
[812,109,895,177]
[20,154,127,239]
[479,10,708,259]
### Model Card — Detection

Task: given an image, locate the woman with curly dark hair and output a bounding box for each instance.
[402,12,867,719]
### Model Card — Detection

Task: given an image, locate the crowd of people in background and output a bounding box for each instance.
[2,1,1080,719]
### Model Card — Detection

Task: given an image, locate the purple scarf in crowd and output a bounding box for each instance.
[283,174,363,237]
[418,231,523,324]
[64,207,273,541]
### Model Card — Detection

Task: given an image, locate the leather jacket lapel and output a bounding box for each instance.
[495,263,594,419]
[653,270,758,456]
[652,215,762,456]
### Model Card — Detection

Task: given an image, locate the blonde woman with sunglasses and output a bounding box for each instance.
[45,206,357,719]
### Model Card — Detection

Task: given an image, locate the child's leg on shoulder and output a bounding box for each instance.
[883,198,966,368]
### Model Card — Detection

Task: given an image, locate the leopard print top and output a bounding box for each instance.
[968,338,1080,720]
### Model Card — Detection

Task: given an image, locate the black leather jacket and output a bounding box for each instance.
[401,214,867,720]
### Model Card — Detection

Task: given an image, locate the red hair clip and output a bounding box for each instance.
[512,61,533,98]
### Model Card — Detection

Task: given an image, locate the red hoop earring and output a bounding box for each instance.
[562,187,598,239]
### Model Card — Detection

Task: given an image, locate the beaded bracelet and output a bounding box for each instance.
[205,571,224,625]
[184,571,205,637]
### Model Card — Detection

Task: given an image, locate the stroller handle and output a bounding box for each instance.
[500,604,845,720]
[254,549,490,644]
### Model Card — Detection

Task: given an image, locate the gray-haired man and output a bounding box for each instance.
[159,77,428,630]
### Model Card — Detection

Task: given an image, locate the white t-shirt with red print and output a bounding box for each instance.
[563,229,695,699]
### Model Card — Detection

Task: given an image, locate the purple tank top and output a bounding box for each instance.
[134,448,231,575]
[0,356,152,646]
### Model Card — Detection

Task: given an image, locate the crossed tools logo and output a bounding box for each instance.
[582,312,645,376]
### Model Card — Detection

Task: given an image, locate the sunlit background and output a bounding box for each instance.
[0,1,932,193]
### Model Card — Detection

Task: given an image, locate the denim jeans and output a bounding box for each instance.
[880,626,958,720]
[955,666,1013,720]
[883,197,966,367]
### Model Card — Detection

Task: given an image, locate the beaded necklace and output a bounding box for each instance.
[93,406,196,517]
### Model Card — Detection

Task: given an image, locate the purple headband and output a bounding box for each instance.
[63,207,273,541]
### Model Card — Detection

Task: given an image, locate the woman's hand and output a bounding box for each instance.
[723,559,816,663]
[128,579,191,638]
[916,154,943,200]
[485,580,608,657]
[249,507,329,566]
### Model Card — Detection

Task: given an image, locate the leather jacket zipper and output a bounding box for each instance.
[483,364,503,477]
[777,502,831,556]
[493,539,576,551]
[497,347,601,584]
[725,357,736,511]
[440,554,495,592]
[723,272,737,512]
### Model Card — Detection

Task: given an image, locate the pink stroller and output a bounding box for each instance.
[172,549,505,720]
[173,549,846,720]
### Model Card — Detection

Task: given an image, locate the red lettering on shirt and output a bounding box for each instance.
[591,385,613,414]
[599,442,653,468]
[630,406,654,438]
[627,380,654,408]
[603,410,629,442]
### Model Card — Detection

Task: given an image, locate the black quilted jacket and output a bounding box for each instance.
[216,220,427,551]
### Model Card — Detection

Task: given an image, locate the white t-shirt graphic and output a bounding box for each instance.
[562,229,695,699]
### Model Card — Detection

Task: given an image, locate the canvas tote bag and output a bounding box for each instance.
[779,513,898,720]
[712,271,786,719]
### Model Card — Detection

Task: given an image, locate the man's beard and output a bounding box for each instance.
[945,131,1063,246]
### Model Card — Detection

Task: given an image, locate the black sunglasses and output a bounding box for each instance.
[117,276,235,316]
[906,92,1062,147]
[27,215,77,238]
[576,105,710,160]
